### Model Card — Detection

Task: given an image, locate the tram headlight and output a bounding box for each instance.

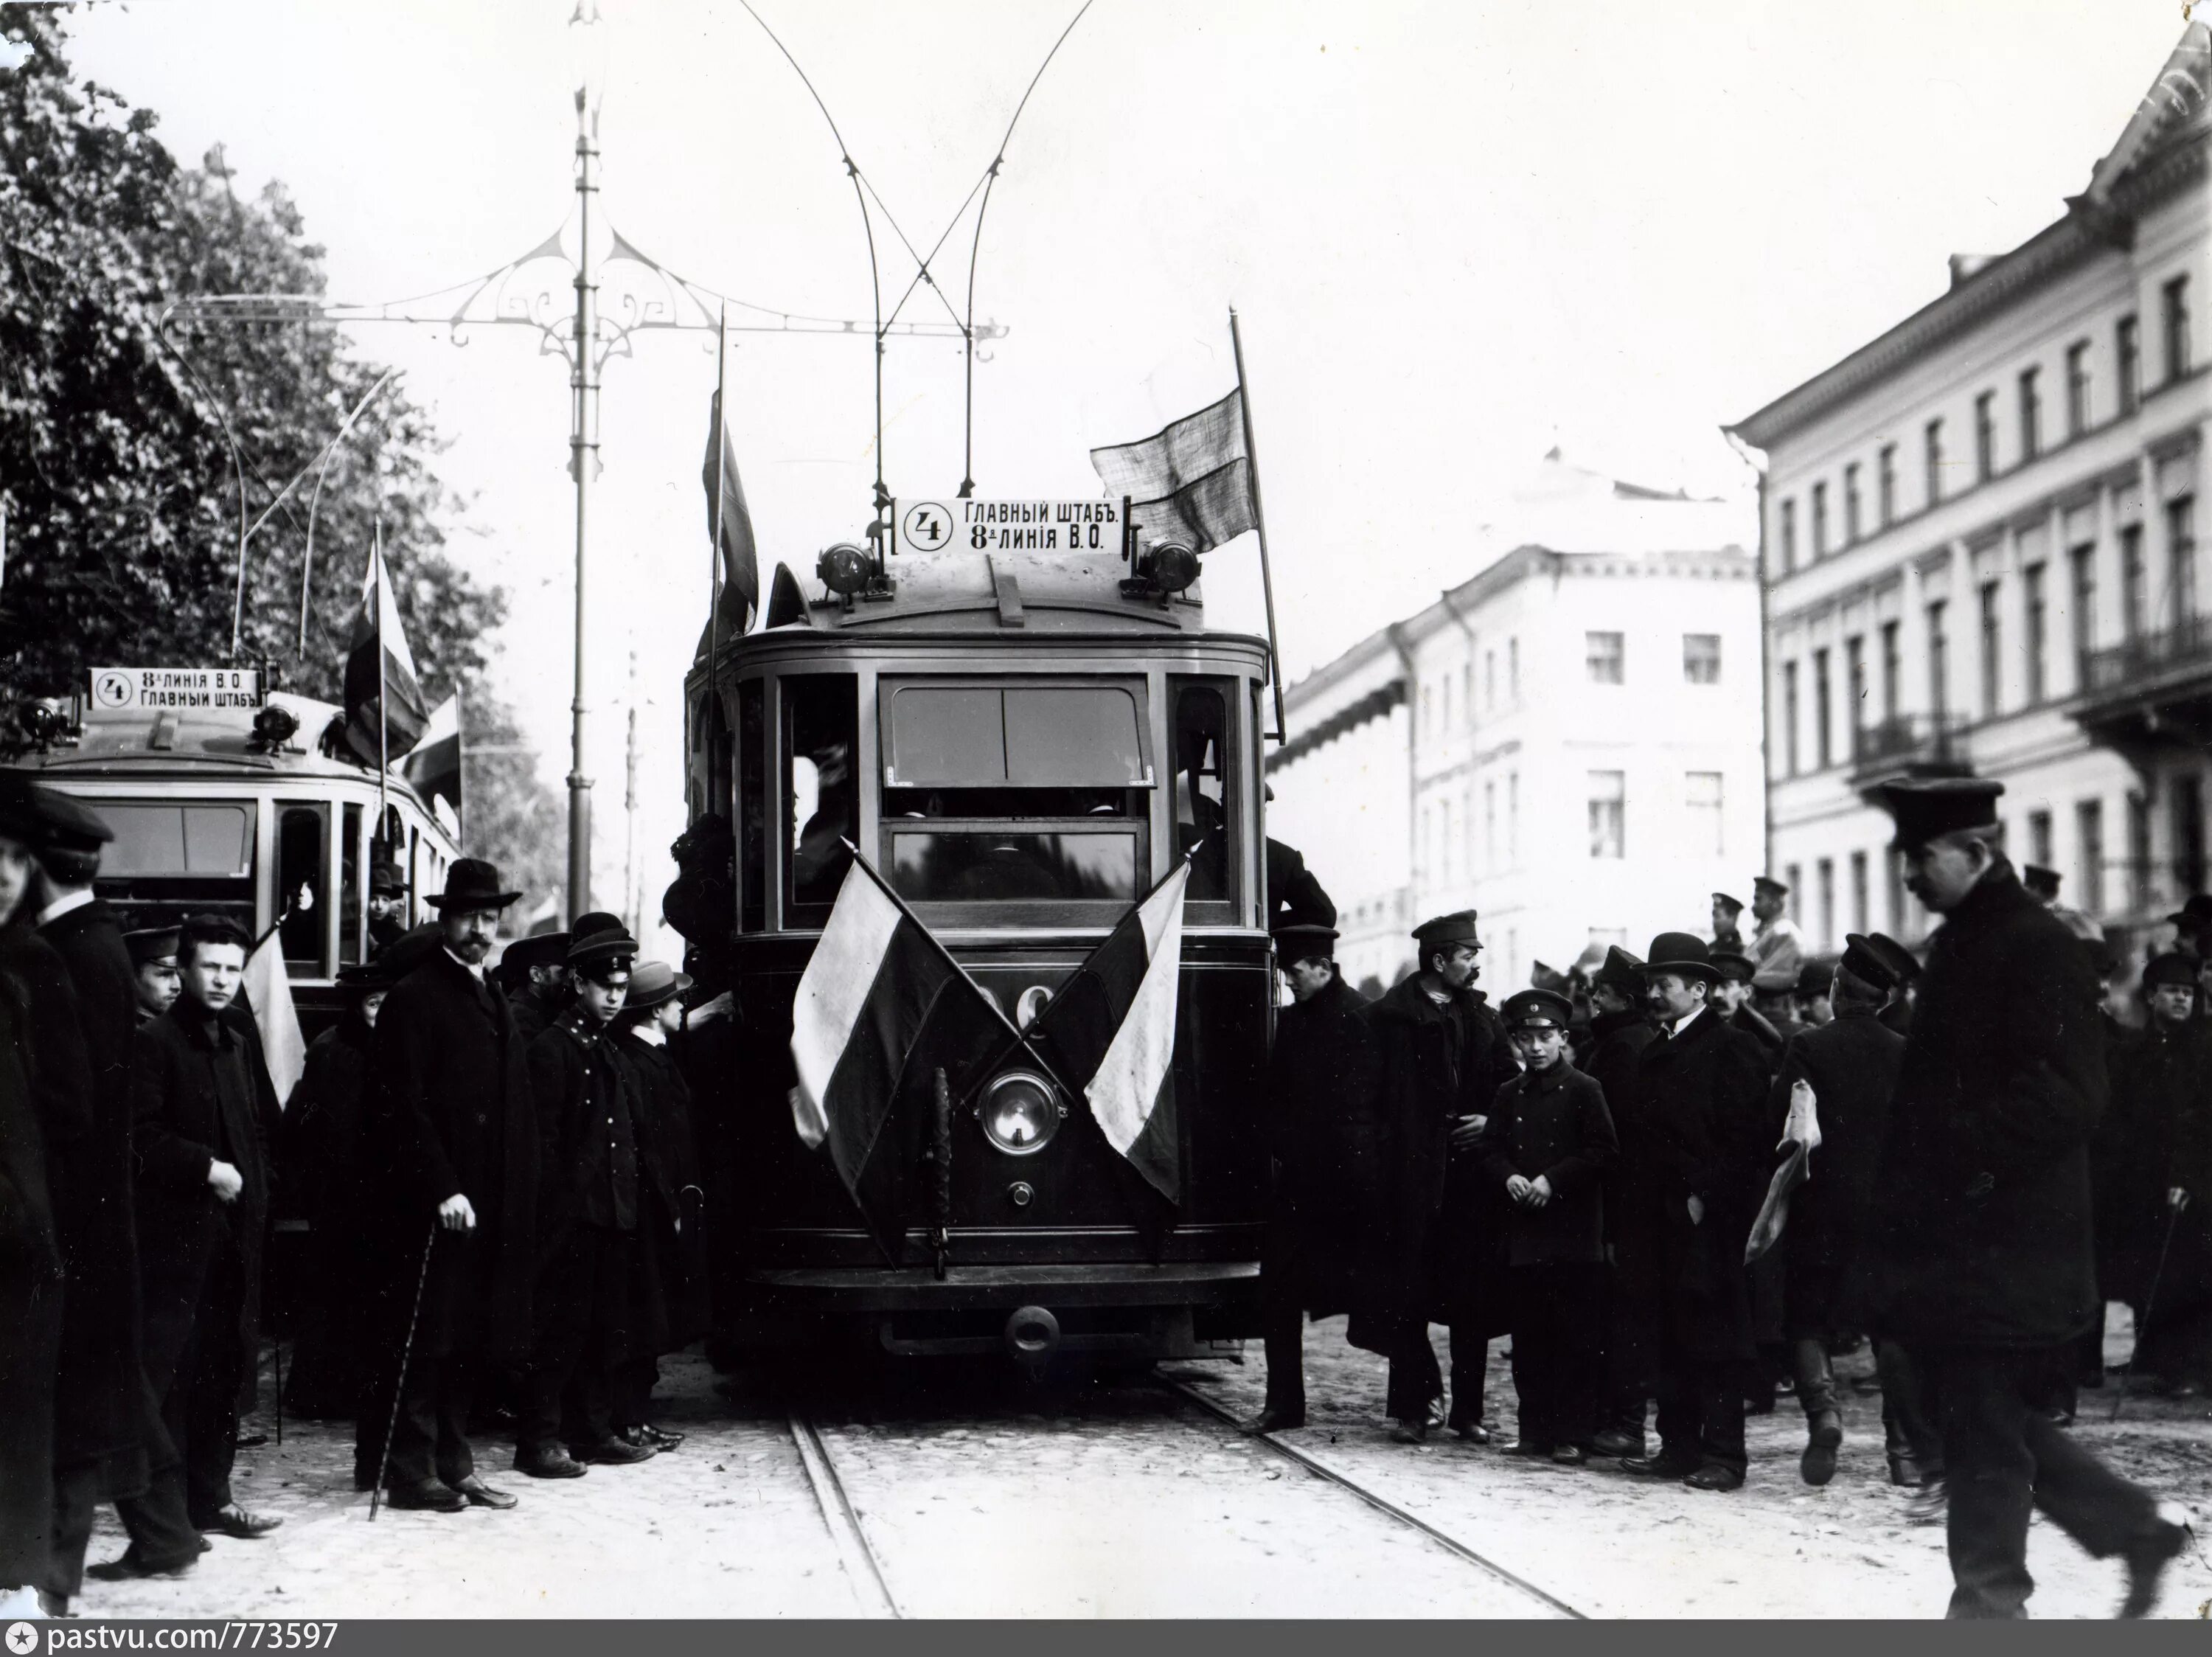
[251,704,299,751]
[818,542,872,597]
[1147,541,1200,594]
[979,1070,1065,1157]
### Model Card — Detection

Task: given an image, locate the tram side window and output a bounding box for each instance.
[784,675,857,920]
[739,679,765,932]
[1171,678,1238,908]
[341,803,364,965]
[278,802,329,976]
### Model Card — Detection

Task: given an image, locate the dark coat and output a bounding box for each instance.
[0,937,63,1587]
[611,1028,709,1352]
[2098,1018,2202,1308]
[2154,1036,2212,1330]
[508,987,557,1047]
[1588,1007,1662,1386]
[131,998,274,1394]
[1361,973,1517,1335]
[364,949,538,1362]
[30,901,152,1495]
[279,1012,376,1414]
[1767,1008,1905,1338]
[1478,1059,1617,1265]
[1868,866,2106,1350]
[1262,974,1387,1317]
[1635,1004,1772,1363]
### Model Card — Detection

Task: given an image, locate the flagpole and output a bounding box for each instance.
[375,523,389,829]
[708,305,728,720]
[1228,308,1287,745]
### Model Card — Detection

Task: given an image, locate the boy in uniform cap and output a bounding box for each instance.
[1867,777,2187,1617]
[1863,933,1921,1037]
[1747,875,1806,1010]
[518,925,654,1477]
[1481,988,1618,1465]
[1355,911,1517,1443]
[126,929,184,1024]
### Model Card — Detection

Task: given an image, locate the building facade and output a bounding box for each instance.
[1267,454,1762,996]
[1730,22,2211,959]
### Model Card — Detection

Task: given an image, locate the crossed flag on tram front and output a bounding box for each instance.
[788,848,1192,1255]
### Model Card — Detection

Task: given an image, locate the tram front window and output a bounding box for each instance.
[89,799,255,936]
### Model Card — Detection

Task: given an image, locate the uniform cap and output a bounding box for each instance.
[568,925,638,973]
[1708,948,1756,984]
[1873,776,2004,850]
[1863,932,1921,986]
[29,788,114,855]
[124,926,181,968]
[1840,934,1900,994]
[1644,931,1719,984]
[1412,910,1482,951]
[1711,891,1745,914]
[1273,922,1338,962]
[1501,987,1573,1029]
[1752,875,1790,899]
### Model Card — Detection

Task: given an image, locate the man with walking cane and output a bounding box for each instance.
[358,860,537,1513]
[1866,777,2191,1618]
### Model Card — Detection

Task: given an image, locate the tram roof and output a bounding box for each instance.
[759,547,1213,639]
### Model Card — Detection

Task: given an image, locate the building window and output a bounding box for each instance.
[1979,580,2002,717]
[1484,780,1496,865]
[2164,275,2191,381]
[1461,662,1472,729]
[1683,633,1722,684]
[2077,799,2105,918]
[2129,791,2152,913]
[1927,600,1950,716]
[1587,771,1625,860]
[1782,661,1800,776]
[1785,864,1804,925]
[2017,367,2041,461]
[1422,684,1434,736]
[1816,858,1835,951]
[1440,674,1453,733]
[1924,418,1945,507]
[2070,540,2097,675]
[1484,650,1496,710]
[1974,391,1997,481]
[2028,809,2053,871]
[1509,638,1520,701]
[1685,770,1724,857]
[1508,771,1519,861]
[1586,631,1625,684]
[2066,340,2091,436]
[1880,619,1902,720]
[2122,522,2146,640]
[1813,647,1833,769]
[1779,499,1798,574]
[2118,314,2141,414]
[1878,443,1898,527]
[1846,634,1867,733]
[2024,563,2048,704]
[2169,496,2197,624]
[2174,774,2205,897]
[1843,463,1863,544]
[1812,482,1829,557]
[1850,850,1869,936]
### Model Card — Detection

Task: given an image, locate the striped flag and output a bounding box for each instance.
[1089,389,1257,556]
[1029,859,1192,1203]
[242,926,305,1106]
[402,693,462,836]
[342,528,429,768]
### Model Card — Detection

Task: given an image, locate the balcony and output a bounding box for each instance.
[1848,714,1972,794]
[2074,618,2212,749]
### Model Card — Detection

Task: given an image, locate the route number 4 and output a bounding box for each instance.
[902,502,954,552]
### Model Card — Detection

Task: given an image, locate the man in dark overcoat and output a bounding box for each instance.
[2112,953,2211,1389]
[1867,777,2187,1618]
[130,914,279,1542]
[1252,914,1380,1431]
[23,790,201,1605]
[1352,911,1517,1444]
[1708,950,1784,1063]
[1481,987,1617,1463]
[358,859,536,1513]
[1618,931,1770,1492]
[499,931,571,1046]
[1585,947,1658,1457]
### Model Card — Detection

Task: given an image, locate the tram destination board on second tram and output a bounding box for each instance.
[91,665,266,710]
[898,498,1124,555]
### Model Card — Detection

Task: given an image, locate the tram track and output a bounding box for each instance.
[1160,1376,1587,1619]
[788,1412,902,1619]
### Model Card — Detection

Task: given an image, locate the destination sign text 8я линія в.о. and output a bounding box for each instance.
[91,667,265,711]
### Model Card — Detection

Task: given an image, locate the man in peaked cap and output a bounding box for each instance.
[1709,948,1789,1060]
[1711,893,1747,953]
[1863,932,1921,1038]
[1746,876,1806,1010]
[1865,777,2187,1618]
[1354,911,1518,1444]
[125,929,183,1025]
[358,859,536,1514]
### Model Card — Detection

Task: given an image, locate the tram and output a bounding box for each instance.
[684,525,1276,1363]
[13,681,462,1037]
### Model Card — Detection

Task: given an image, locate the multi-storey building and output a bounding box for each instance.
[1266,452,1761,995]
[1729,21,2211,957]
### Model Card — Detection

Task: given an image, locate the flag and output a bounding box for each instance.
[243,928,305,1107]
[788,857,1004,1251]
[1028,858,1192,1203]
[342,529,429,767]
[702,388,759,641]
[1089,389,1258,555]
[402,693,462,837]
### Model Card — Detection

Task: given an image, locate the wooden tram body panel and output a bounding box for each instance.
[686,549,1276,1355]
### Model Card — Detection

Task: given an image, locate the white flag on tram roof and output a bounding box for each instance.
[343,527,429,768]
[243,926,305,1106]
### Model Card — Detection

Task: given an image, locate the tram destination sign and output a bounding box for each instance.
[897,498,1123,555]
[91,666,265,711]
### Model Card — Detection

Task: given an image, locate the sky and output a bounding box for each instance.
[60,0,2191,945]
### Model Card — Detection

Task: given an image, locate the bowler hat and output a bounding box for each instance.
[624,960,693,1012]
[1874,776,2003,850]
[1594,945,1645,998]
[1501,987,1573,1029]
[1413,910,1481,952]
[571,911,626,941]
[424,858,521,911]
[1709,948,1756,984]
[124,926,181,969]
[2143,952,2198,992]
[1644,931,1719,984]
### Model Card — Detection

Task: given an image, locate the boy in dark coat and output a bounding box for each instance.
[1482,988,1617,1464]
[1868,777,2186,1619]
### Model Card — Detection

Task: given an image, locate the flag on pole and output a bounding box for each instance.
[243,927,306,1106]
[342,532,428,767]
[1089,389,1258,555]
[1027,858,1192,1203]
[402,693,463,837]
[701,387,759,638]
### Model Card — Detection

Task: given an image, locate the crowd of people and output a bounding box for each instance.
[0,771,720,1619]
[1258,775,2201,1619]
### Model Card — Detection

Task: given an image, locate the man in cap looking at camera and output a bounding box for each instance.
[366,860,408,951]
[1867,777,2188,1618]
[126,929,182,1026]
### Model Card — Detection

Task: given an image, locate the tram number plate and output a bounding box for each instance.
[899,499,1123,555]
[91,667,265,710]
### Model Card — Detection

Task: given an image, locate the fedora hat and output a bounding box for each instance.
[1644,931,1719,984]
[625,960,693,1012]
[424,858,521,911]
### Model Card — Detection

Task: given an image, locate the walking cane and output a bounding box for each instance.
[273,1335,284,1447]
[2110,1201,2185,1425]
[369,1223,439,1521]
